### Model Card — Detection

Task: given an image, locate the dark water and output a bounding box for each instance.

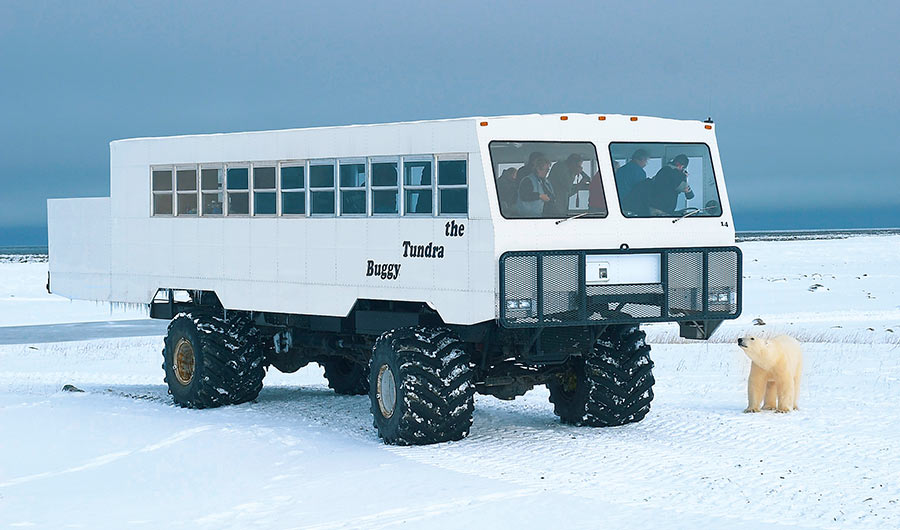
[0,245,48,255]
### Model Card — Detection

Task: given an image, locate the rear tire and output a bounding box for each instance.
[548,324,655,426]
[322,358,369,395]
[162,311,266,408]
[368,327,475,445]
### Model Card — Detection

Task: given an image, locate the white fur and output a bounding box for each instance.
[738,335,804,413]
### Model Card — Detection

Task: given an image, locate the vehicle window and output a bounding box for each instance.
[309,162,336,215]
[339,161,367,215]
[226,167,250,215]
[438,159,467,215]
[403,158,433,215]
[610,143,721,218]
[371,160,399,214]
[253,166,276,215]
[489,142,604,219]
[200,167,223,215]
[151,168,173,215]
[281,164,305,215]
[176,167,198,216]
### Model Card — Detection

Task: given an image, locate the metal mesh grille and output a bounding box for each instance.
[500,248,740,327]
[709,251,739,315]
[667,252,703,317]
[503,255,538,323]
[541,254,579,320]
[587,284,664,320]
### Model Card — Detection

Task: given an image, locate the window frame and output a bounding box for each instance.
[607,141,723,219]
[225,163,251,217]
[338,158,368,217]
[401,155,435,217]
[251,162,278,217]
[487,140,605,220]
[308,159,337,217]
[175,164,199,217]
[199,164,225,217]
[279,160,307,217]
[151,166,175,217]
[369,156,401,217]
[436,155,468,217]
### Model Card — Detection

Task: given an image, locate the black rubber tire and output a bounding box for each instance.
[322,358,369,395]
[548,324,655,427]
[368,327,476,445]
[162,311,266,408]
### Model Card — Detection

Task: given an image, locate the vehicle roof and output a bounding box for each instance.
[111,113,708,144]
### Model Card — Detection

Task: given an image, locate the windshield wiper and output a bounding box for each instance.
[555,211,602,225]
[672,206,715,223]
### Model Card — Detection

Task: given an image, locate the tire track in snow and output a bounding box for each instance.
[387,393,900,529]
[293,488,543,530]
[0,425,213,488]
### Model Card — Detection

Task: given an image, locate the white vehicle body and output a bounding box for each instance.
[48,113,738,327]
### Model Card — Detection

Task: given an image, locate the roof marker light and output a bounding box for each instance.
[560,115,568,121]
[630,117,638,122]
[705,124,713,130]
[480,121,488,127]
[598,116,606,121]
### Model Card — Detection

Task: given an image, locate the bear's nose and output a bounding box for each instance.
[737,338,744,346]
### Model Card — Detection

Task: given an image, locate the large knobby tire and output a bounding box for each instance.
[321,358,369,395]
[368,327,476,445]
[162,311,266,408]
[547,324,655,427]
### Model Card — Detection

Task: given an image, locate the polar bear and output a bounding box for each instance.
[737,335,803,413]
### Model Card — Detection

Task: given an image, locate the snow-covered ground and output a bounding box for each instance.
[1,235,899,529]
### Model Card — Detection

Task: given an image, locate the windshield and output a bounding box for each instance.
[609,142,721,218]
[489,141,607,219]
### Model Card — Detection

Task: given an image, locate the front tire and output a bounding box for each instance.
[162,311,266,408]
[368,327,475,445]
[548,324,655,426]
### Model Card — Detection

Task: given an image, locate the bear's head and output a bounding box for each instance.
[737,336,769,363]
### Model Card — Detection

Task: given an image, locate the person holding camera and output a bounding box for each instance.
[647,154,694,216]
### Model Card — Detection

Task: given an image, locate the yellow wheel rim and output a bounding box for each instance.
[173,338,196,385]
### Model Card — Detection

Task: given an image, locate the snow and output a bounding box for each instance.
[1,235,900,528]
[0,262,146,326]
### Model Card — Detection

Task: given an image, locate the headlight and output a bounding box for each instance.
[708,289,735,305]
[506,299,534,311]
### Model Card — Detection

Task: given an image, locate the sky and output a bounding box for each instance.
[1,0,898,244]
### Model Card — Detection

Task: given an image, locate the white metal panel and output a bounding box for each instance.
[47,114,736,325]
[586,254,662,285]
[48,198,112,302]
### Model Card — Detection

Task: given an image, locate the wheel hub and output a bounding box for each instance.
[376,364,397,418]
[173,338,195,385]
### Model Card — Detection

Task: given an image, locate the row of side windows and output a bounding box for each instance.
[150,155,467,217]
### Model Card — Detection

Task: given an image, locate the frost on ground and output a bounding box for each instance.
[0,262,146,326]
[1,235,899,529]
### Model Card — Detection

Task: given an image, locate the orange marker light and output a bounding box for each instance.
[705,124,712,130]
[480,121,488,127]
[560,115,568,121]
[630,116,638,122]
[598,116,606,121]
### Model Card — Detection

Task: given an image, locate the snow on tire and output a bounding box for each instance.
[162,311,266,409]
[548,324,655,427]
[368,327,476,445]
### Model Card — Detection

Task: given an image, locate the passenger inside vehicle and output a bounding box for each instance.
[490,141,606,219]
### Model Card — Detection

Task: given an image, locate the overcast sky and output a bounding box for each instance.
[1,0,898,244]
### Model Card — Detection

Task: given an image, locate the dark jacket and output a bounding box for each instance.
[647,164,694,215]
[615,161,646,199]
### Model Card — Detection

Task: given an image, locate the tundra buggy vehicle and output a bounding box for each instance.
[48,113,741,445]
